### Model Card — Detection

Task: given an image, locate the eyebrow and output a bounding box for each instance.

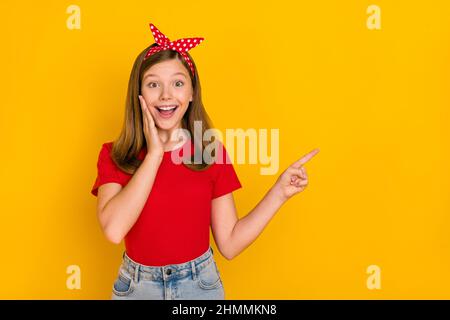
[144,72,187,80]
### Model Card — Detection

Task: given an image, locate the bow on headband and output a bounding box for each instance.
[144,23,204,77]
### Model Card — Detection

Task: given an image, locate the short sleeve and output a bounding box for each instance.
[211,142,242,199]
[90,143,124,197]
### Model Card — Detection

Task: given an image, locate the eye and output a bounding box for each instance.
[146,81,184,88]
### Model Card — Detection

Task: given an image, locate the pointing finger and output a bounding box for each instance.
[292,148,320,168]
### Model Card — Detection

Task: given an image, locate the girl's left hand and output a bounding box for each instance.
[272,148,320,202]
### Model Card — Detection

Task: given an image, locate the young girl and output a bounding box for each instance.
[91,23,319,300]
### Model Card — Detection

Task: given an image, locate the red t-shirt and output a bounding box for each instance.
[91,139,242,266]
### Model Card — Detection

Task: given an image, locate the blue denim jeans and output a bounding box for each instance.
[111,246,225,300]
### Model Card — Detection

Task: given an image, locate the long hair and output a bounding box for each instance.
[111,43,216,174]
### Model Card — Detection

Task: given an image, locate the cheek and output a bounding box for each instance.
[178,102,190,115]
[149,108,157,118]
[140,91,151,103]
[180,106,188,116]
[175,90,191,102]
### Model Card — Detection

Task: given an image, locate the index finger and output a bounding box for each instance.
[138,95,148,109]
[291,148,320,168]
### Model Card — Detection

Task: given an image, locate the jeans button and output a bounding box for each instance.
[166,269,172,275]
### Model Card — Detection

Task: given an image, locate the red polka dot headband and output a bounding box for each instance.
[144,23,204,77]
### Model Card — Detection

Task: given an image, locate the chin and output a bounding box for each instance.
[155,119,180,131]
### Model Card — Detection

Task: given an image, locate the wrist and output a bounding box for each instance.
[268,184,288,207]
[145,152,163,164]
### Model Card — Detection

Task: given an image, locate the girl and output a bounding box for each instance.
[91,23,319,300]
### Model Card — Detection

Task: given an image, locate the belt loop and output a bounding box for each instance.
[191,261,197,280]
[134,264,140,283]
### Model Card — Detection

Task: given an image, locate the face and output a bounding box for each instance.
[140,59,193,131]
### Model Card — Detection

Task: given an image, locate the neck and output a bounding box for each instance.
[157,123,189,149]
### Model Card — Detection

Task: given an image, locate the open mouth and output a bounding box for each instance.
[155,105,179,118]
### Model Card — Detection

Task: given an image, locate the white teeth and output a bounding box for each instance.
[157,105,177,111]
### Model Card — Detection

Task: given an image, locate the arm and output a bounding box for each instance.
[97,154,162,244]
[211,187,285,260]
[211,148,320,260]
[97,94,164,244]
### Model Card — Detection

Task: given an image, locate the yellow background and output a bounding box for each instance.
[1,0,449,299]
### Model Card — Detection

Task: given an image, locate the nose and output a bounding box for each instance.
[160,85,173,100]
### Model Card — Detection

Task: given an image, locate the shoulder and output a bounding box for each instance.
[96,141,117,166]
[101,141,114,151]
[98,141,115,156]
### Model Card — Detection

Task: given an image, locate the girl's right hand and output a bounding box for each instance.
[139,95,164,160]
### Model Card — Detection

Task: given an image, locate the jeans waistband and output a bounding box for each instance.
[120,246,215,282]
